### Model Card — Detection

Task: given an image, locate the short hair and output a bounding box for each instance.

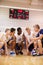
[34,24,40,29]
[26,27,30,31]
[17,27,22,32]
[10,28,16,32]
[5,28,10,32]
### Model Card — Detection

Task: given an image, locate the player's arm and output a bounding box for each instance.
[31,34,43,41]
[4,41,8,55]
[25,37,30,48]
[22,34,26,41]
[9,36,16,44]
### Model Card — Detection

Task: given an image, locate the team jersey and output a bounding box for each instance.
[16,33,23,43]
[36,29,43,37]
[24,31,33,44]
[1,33,11,42]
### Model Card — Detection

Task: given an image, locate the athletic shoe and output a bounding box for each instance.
[37,54,43,56]
[10,51,16,56]
[0,49,3,55]
[31,49,37,56]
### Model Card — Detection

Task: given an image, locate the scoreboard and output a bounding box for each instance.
[9,8,29,20]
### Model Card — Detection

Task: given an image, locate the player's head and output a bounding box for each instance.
[17,27,22,35]
[10,28,16,36]
[5,28,10,35]
[33,24,40,32]
[26,27,31,35]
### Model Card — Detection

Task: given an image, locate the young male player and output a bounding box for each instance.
[15,27,24,55]
[0,28,10,55]
[2,28,16,55]
[33,24,43,56]
[25,27,37,55]
[7,28,16,51]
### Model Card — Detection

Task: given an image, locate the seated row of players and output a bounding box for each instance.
[0,24,43,56]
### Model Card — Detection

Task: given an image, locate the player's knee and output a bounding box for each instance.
[38,40,42,47]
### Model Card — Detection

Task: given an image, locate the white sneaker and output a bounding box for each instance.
[31,49,37,56]
[10,51,16,56]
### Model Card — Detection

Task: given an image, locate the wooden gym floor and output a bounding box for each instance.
[0,55,43,65]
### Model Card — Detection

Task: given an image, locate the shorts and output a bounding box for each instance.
[28,43,34,52]
[1,45,5,50]
[15,43,22,51]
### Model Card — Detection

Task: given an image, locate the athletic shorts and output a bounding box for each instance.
[28,43,34,52]
[15,43,22,50]
[1,45,5,50]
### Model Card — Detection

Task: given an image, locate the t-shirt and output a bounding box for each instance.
[36,29,43,37]
[1,34,11,42]
[24,31,33,44]
[16,33,23,43]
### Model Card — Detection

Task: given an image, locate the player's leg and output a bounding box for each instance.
[38,39,43,54]
[10,41,16,51]
[0,42,8,55]
[34,41,37,50]
[28,43,34,55]
[4,42,8,55]
[19,42,23,55]
[15,43,20,55]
